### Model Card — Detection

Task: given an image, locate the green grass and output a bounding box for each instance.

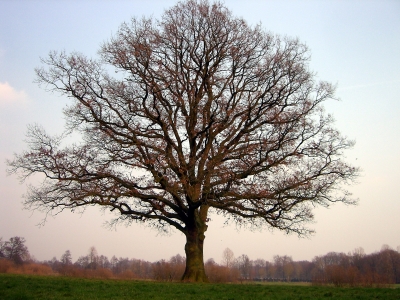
[1,274,399,300]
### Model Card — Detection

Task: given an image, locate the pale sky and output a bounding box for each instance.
[1,0,399,264]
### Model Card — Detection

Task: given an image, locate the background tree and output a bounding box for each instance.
[98,255,111,269]
[253,258,266,279]
[274,255,294,281]
[264,260,276,280]
[88,246,99,270]
[0,238,4,258]
[236,254,251,280]
[75,255,89,269]
[110,256,119,273]
[57,249,73,275]
[7,0,358,282]
[2,236,30,265]
[222,248,235,268]
[61,250,72,265]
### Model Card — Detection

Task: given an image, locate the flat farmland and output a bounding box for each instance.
[1,274,399,299]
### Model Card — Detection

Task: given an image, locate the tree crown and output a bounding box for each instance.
[8,0,358,237]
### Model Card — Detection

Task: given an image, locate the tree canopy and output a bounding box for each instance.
[0,236,30,265]
[8,0,358,282]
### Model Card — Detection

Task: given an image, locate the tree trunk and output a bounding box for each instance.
[181,206,209,282]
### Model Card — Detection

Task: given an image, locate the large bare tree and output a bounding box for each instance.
[8,0,358,282]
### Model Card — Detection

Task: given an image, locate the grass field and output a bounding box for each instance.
[1,274,399,300]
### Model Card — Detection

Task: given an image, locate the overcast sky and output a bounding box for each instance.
[1,0,399,264]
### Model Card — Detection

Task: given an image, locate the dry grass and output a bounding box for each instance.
[0,259,54,276]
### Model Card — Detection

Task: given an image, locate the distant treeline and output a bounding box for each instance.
[1,236,399,286]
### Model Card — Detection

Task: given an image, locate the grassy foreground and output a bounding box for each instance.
[1,274,399,300]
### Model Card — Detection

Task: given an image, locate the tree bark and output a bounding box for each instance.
[181,206,209,282]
